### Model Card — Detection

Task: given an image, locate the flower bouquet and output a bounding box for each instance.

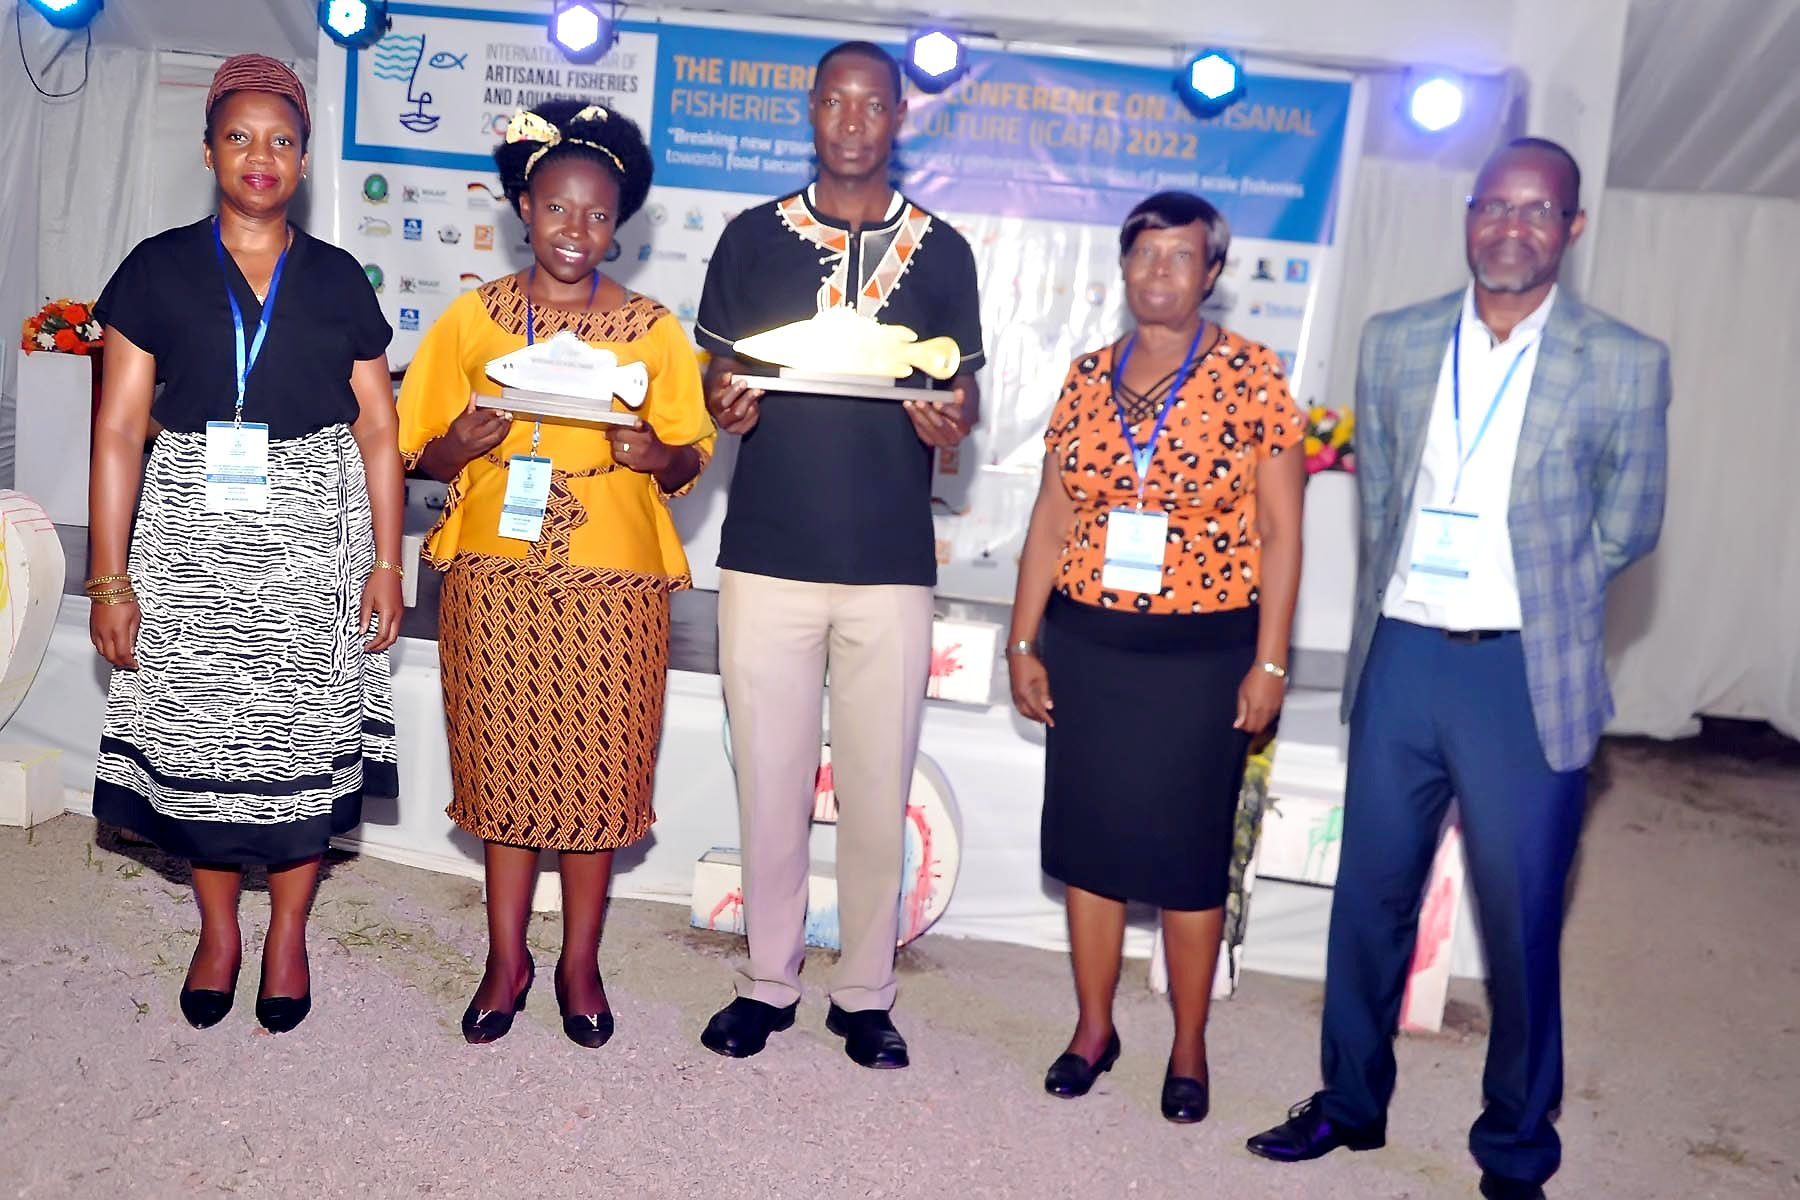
[21,299,103,356]
[1303,405,1354,474]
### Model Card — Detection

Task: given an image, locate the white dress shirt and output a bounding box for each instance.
[1383,284,1558,631]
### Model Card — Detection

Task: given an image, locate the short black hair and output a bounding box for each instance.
[1496,136,1582,210]
[814,41,903,103]
[493,98,654,224]
[1119,191,1231,272]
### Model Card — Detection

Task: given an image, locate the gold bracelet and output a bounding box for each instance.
[84,584,136,597]
[85,574,130,588]
[374,559,405,575]
[89,592,137,606]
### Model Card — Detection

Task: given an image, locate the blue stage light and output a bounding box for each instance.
[1176,50,1246,117]
[317,0,389,50]
[550,0,617,65]
[1408,75,1465,132]
[905,30,969,93]
[23,0,103,30]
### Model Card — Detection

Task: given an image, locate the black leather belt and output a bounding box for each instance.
[1442,628,1512,642]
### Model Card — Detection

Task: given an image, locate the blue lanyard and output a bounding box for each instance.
[524,267,601,346]
[1111,319,1207,503]
[212,218,291,426]
[1449,312,1533,504]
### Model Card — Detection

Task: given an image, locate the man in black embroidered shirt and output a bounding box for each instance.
[694,40,984,1071]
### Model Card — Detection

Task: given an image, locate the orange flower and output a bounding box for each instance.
[64,303,90,325]
[53,328,79,352]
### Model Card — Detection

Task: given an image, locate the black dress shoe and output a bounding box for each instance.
[461,954,535,1045]
[1245,1094,1387,1162]
[825,1002,909,1070]
[554,967,614,1050]
[1479,1172,1546,1200]
[1044,1030,1121,1097]
[700,996,796,1058]
[1160,1063,1210,1124]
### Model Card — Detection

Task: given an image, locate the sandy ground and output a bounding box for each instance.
[1,732,1796,1200]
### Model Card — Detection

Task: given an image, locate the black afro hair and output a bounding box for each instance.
[494,97,654,224]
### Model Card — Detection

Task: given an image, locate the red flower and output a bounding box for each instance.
[63,303,89,325]
[53,328,79,352]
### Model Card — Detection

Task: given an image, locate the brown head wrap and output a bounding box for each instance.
[205,54,311,138]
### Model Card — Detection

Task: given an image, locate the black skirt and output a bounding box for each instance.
[1039,592,1256,911]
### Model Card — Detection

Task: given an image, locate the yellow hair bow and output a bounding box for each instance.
[506,105,623,180]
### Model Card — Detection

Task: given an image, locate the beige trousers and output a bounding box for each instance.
[717,569,934,1011]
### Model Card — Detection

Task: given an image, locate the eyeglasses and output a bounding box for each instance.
[1465,196,1576,228]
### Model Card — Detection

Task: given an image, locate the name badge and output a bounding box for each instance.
[1101,507,1169,594]
[499,455,553,542]
[1402,506,1480,605]
[204,421,270,512]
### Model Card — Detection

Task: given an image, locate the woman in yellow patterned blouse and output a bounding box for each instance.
[398,101,713,1049]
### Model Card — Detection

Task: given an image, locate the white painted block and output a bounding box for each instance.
[14,352,93,527]
[926,618,999,705]
[0,744,64,828]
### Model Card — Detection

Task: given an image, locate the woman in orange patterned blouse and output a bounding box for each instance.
[1007,191,1305,1122]
[399,102,712,1050]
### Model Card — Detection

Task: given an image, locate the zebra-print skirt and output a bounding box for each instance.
[93,424,398,865]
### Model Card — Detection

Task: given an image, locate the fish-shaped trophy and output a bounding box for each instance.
[731,307,961,400]
[479,330,649,426]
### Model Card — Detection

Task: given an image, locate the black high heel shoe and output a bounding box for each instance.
[461,953,535,1045]
[554,964,614,1050]
[1160,1060,1210,1124]
[1043,1030,1121,1098]
[179,952,241,1030]
[255,952,312,1035]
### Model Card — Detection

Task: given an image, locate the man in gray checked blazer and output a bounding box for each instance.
[1247,139,1670,1200]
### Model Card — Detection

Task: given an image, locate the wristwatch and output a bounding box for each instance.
[1259,661,1288,679]
[1005,639,1036,658]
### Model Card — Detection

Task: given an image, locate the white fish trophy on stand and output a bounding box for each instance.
[480,330,649,426]
[731,307,961,401]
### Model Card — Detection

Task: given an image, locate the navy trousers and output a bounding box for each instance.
[1320,618,1586,1185]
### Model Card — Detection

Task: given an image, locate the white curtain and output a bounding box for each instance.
[0,1,49,487]
[1323,158,1474,413]
[37,45,159,301]
[1587,189,1800,739]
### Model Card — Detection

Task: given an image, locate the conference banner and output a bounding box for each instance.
[312,2,1361,600]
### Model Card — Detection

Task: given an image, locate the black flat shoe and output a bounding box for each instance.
[255,993,312,1035]
[1479,1172,1547,1200]
[700,996,797,1059]
[180,977,240,1029]
[825,1002,909,1070]
[1245,1094,1387,1161]
[461,953,535,1045]
[1044,1030,1121,1098]
[554,966,614,1049]
[1160,1062,1210,1124]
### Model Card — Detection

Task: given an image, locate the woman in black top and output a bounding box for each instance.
[88,55,404,1035]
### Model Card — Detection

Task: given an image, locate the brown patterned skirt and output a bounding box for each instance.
[438,563,668,851]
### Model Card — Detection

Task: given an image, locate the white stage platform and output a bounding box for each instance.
[15,596,1483,983]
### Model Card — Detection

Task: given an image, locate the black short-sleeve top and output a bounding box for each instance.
[694,187,985,587]
[95,218,392,440]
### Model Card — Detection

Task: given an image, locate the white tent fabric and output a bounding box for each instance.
[1587,189,1800,739]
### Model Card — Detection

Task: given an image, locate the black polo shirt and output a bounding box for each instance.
[696,187,984,587]
[96,218,392,440]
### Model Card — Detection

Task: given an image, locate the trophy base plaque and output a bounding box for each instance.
[477,387,640,426]
[730,370,950,403]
